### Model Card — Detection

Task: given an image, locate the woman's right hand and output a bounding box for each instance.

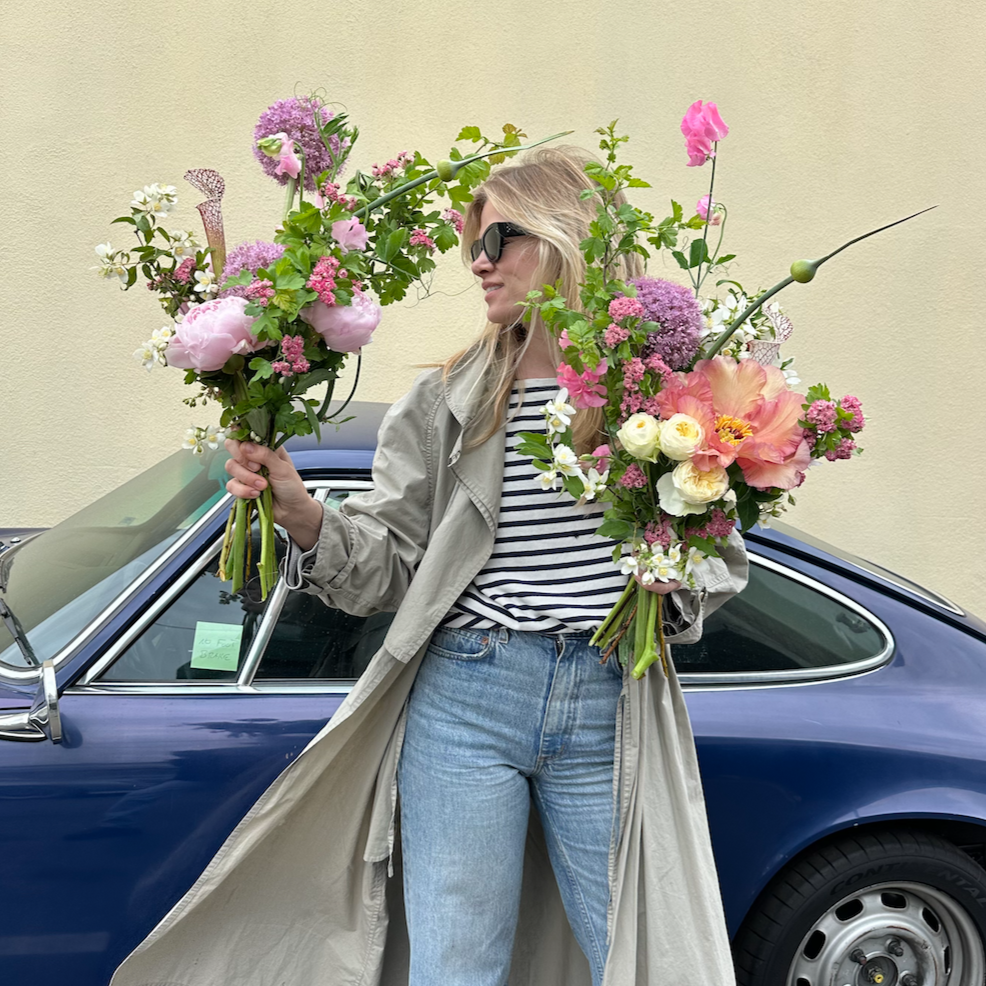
[224,440,324,551]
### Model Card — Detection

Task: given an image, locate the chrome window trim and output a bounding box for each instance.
[677,554,895,688]
[4,492,235,684]
[79,481,374,692]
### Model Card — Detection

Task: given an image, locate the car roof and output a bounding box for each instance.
[285,400,389,473]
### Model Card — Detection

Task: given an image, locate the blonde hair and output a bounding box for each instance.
[439,146,643,454]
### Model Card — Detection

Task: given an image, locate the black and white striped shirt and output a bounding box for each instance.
[442,381,627,633]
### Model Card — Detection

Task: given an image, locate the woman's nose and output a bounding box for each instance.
[470,250,493,277]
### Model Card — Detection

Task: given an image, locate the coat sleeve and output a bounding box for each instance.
[662,528,749,645]
[282,375,445,617]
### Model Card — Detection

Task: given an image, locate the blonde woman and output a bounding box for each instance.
[112,147,748,986]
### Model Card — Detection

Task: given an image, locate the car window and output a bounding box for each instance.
[672,559,889,677]
[254,597,394,680]
[99,533,279,682]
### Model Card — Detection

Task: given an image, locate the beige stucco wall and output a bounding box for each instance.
[1,0,983,613]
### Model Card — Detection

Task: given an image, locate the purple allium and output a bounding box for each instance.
[220,241,286,297]
[253,97,347,191]
[630,276,703,370]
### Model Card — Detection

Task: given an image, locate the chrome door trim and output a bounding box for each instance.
[677,554,895,688]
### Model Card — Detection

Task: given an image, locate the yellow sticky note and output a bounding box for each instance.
[190,622,243,671]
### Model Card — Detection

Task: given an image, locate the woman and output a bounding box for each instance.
[111,147,748,986]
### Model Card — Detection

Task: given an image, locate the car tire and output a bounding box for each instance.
[733,828,986,986]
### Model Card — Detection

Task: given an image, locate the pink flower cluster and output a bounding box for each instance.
[245,278,275,307]
[603,324,629,348]
[680,99,728,167]
[557,360,608,409]
[307,256,341,306]
[644,515,673,550]
[173,258,196,284]
[441,208,464,234]
[825,438,857,461]
[806,399,838,433]
[686,508,736,541]
[618,357,666,420]
[271,335,310,378]
[372,150,412,178]
[840,395,865,432]
[409,229,436,252]
[608,296,645,321]
[620,464,648,489]
[314,182,358,212]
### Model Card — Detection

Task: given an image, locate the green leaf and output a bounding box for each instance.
[671,250,690,271]
[302,399,322,442]
[671,200,684,223]
[249,358,274,380]
[111,216,137,226]
[735,491,761,532]
[456,126,482,142]
[689,238,710,268]
[595,518,633,540]
[626,177,651,188]
[563,475,584,499]
[125,266,138,288]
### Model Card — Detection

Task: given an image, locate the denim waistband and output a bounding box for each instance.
[436,626,597,644]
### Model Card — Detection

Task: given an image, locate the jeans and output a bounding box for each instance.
[398,625,624,986]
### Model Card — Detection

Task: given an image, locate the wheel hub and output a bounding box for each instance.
[788,881,985,986]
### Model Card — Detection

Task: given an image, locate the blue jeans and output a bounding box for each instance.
[398,626,624,986]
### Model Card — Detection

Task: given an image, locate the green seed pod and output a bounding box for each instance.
[435,159,456,182]
[790,259,818,283]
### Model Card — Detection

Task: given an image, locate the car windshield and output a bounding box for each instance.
[0,448,229,671]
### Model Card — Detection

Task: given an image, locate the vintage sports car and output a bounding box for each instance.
[2,402,985,986]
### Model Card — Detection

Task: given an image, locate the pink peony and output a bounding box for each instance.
[301,289,381,352]
[656,356,810,490]
[556,360,608,409]
[165,297,260,372]
[331,218,369,253]
[681,100,728,167]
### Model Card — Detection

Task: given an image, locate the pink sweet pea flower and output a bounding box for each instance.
[556,360,608,409]
[591,444,611,471]
[331,218,369,253]
[696,195,721,224]
[165,297,261,372]
[301,289,381,352]
[272,135,301,180]
[680,100,728,167]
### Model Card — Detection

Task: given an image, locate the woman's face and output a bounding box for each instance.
[470,202,541,326]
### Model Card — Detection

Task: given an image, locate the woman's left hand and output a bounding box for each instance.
[635,576,681,595]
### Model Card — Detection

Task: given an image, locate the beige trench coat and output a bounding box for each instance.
[111,350,749,986]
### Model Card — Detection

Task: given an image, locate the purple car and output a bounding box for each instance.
[2,402,985,986]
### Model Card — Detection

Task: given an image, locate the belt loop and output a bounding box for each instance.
[498,627,510,644]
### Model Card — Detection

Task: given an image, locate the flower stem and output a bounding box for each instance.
[590,577,636,648]
[694,146,718,296]
[283,176,298,220]
[353,131,573,221]
[704,205,936,358]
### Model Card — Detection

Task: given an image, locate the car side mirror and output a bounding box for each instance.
[0,660,62,743]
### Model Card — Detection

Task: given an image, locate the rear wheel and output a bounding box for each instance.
[734,829,986,986]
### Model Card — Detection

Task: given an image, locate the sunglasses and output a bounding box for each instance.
[469,222,529,263]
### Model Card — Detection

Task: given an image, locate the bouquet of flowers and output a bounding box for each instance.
[518,107,929,679]
[94,95,567,596]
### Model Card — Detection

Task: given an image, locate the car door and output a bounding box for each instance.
[0,484,392,986]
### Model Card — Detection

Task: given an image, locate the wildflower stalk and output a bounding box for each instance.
[283,176,298,220]
[693,146,718,295]
[704,206,936,359]
[353,131,573,221]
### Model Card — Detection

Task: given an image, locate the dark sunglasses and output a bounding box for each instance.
[469,221,529,263]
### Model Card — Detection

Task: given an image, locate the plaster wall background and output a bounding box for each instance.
[1,0,983,611]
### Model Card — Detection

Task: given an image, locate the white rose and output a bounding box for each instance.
[616,413,661,462]
[656,461,730,516]
[660,413,705,461]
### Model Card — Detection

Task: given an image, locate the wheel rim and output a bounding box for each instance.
[787,880,986,986]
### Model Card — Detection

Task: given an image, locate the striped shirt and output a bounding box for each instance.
[442,381,627,633]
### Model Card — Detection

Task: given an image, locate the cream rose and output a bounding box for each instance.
[660,413,705,461]
[656,461,729,516]
[617,413,661,462]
